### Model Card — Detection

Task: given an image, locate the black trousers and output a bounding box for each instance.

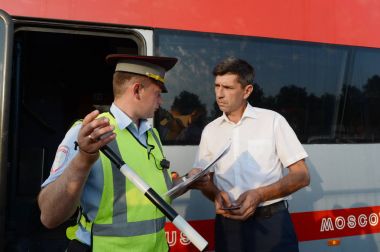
[215,201,299,252]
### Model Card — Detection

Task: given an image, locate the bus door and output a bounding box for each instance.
[0,9,13,252]
[0,11,154,251]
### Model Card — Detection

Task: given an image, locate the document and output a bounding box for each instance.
[165,140,231,198]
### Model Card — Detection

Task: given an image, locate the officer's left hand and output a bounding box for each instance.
[188,168,210,189]
[172,168,210,190]
[222,189,263,221]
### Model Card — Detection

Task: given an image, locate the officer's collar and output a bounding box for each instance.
[110,103,152,133]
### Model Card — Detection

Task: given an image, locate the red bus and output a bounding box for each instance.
[1,1,380,251]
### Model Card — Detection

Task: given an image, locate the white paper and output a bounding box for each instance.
[165,140,231,198]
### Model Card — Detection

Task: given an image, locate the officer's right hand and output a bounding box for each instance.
[77,110,116,160]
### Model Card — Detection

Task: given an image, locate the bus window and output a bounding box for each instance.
[6,25,142,251]
[154,29,380,145]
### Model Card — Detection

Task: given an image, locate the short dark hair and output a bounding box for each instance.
[113,71,162,98]
[212,57,255,87]
[113,71,134,98]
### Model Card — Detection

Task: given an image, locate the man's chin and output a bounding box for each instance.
[218,106,228,113]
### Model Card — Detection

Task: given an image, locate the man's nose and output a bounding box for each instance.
[216,88,224,98]
[158,96,163,106]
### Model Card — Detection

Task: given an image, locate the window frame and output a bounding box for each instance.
[0,9,13,250]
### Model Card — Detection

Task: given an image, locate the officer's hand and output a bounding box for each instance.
[225,189,263,221]
[77,110,116,159]
[188,168,210,189]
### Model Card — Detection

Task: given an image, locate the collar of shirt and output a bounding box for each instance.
[110,103,152,137]
[220,103,258,125]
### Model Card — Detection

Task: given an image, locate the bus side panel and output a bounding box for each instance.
[165,144,380,251]
[2,0,380,48]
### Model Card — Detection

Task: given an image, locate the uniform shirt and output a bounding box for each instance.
[194,103,308,206]
[41,103,152,244]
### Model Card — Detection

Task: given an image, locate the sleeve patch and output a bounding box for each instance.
[51,145,70,174]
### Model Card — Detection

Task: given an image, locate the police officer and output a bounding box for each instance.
[38,54,181,251]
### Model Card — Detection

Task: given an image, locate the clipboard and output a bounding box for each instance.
[165,140,231,198]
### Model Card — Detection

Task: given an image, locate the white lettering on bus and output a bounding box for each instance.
[335,216,345,230]
[165,230,191,246]
[180,232,191,245]
[320,218,334,231]
[358,214,367,227]
[369,213,379,226]
[166,231,177,247]
[320,212,380,232]
[347,215,356,228]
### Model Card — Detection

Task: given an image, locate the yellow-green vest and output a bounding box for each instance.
[67,112,172,251]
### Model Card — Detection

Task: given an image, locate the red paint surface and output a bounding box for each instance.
[292,205,380,241]
[165,205,380,251]
[2,0,380,48]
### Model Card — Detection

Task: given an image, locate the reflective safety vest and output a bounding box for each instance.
[67,112,173,251]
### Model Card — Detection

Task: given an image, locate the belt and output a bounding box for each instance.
[253,200,287,219]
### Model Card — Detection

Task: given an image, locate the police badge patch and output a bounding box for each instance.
[51,145,69,174]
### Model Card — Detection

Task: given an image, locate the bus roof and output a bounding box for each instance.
[2,0,380,49]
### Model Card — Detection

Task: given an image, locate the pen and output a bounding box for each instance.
[180,173,189,182]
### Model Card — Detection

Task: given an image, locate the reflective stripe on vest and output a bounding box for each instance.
[79,214,166,237]
[93,217,166,236]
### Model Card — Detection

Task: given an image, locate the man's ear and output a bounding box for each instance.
[132,83,141,98]
[244,84,253,99]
